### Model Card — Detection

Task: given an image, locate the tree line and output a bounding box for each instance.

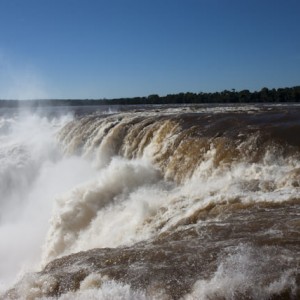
[1,86,300,107]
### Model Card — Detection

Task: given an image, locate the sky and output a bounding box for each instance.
[0,0,299,99]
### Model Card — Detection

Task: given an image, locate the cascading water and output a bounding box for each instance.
[0,104,299,299]
[0,110,97,288]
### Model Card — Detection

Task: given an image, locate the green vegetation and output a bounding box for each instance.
[1,86,300,107]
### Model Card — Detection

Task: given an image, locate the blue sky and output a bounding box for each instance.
[0,0,299,99]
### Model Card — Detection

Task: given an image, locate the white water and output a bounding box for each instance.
[42,157,164,263]
[0,111,97,289]
[11,273,155,300]
[0,107,299,299]
[185,244,298,300]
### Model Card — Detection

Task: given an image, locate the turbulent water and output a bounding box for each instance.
[0,104,299,300]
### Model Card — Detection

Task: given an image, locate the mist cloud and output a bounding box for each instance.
[0,53,48,100]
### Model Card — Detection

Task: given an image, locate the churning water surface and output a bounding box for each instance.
[0,104,299,299]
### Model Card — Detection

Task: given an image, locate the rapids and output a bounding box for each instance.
[0,104,299,299]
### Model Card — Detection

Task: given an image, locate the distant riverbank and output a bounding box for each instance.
[0,86,299,107]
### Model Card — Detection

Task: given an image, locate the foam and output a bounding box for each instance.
[184,244,298,300]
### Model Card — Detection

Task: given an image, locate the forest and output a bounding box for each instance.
[1,86,300,107]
